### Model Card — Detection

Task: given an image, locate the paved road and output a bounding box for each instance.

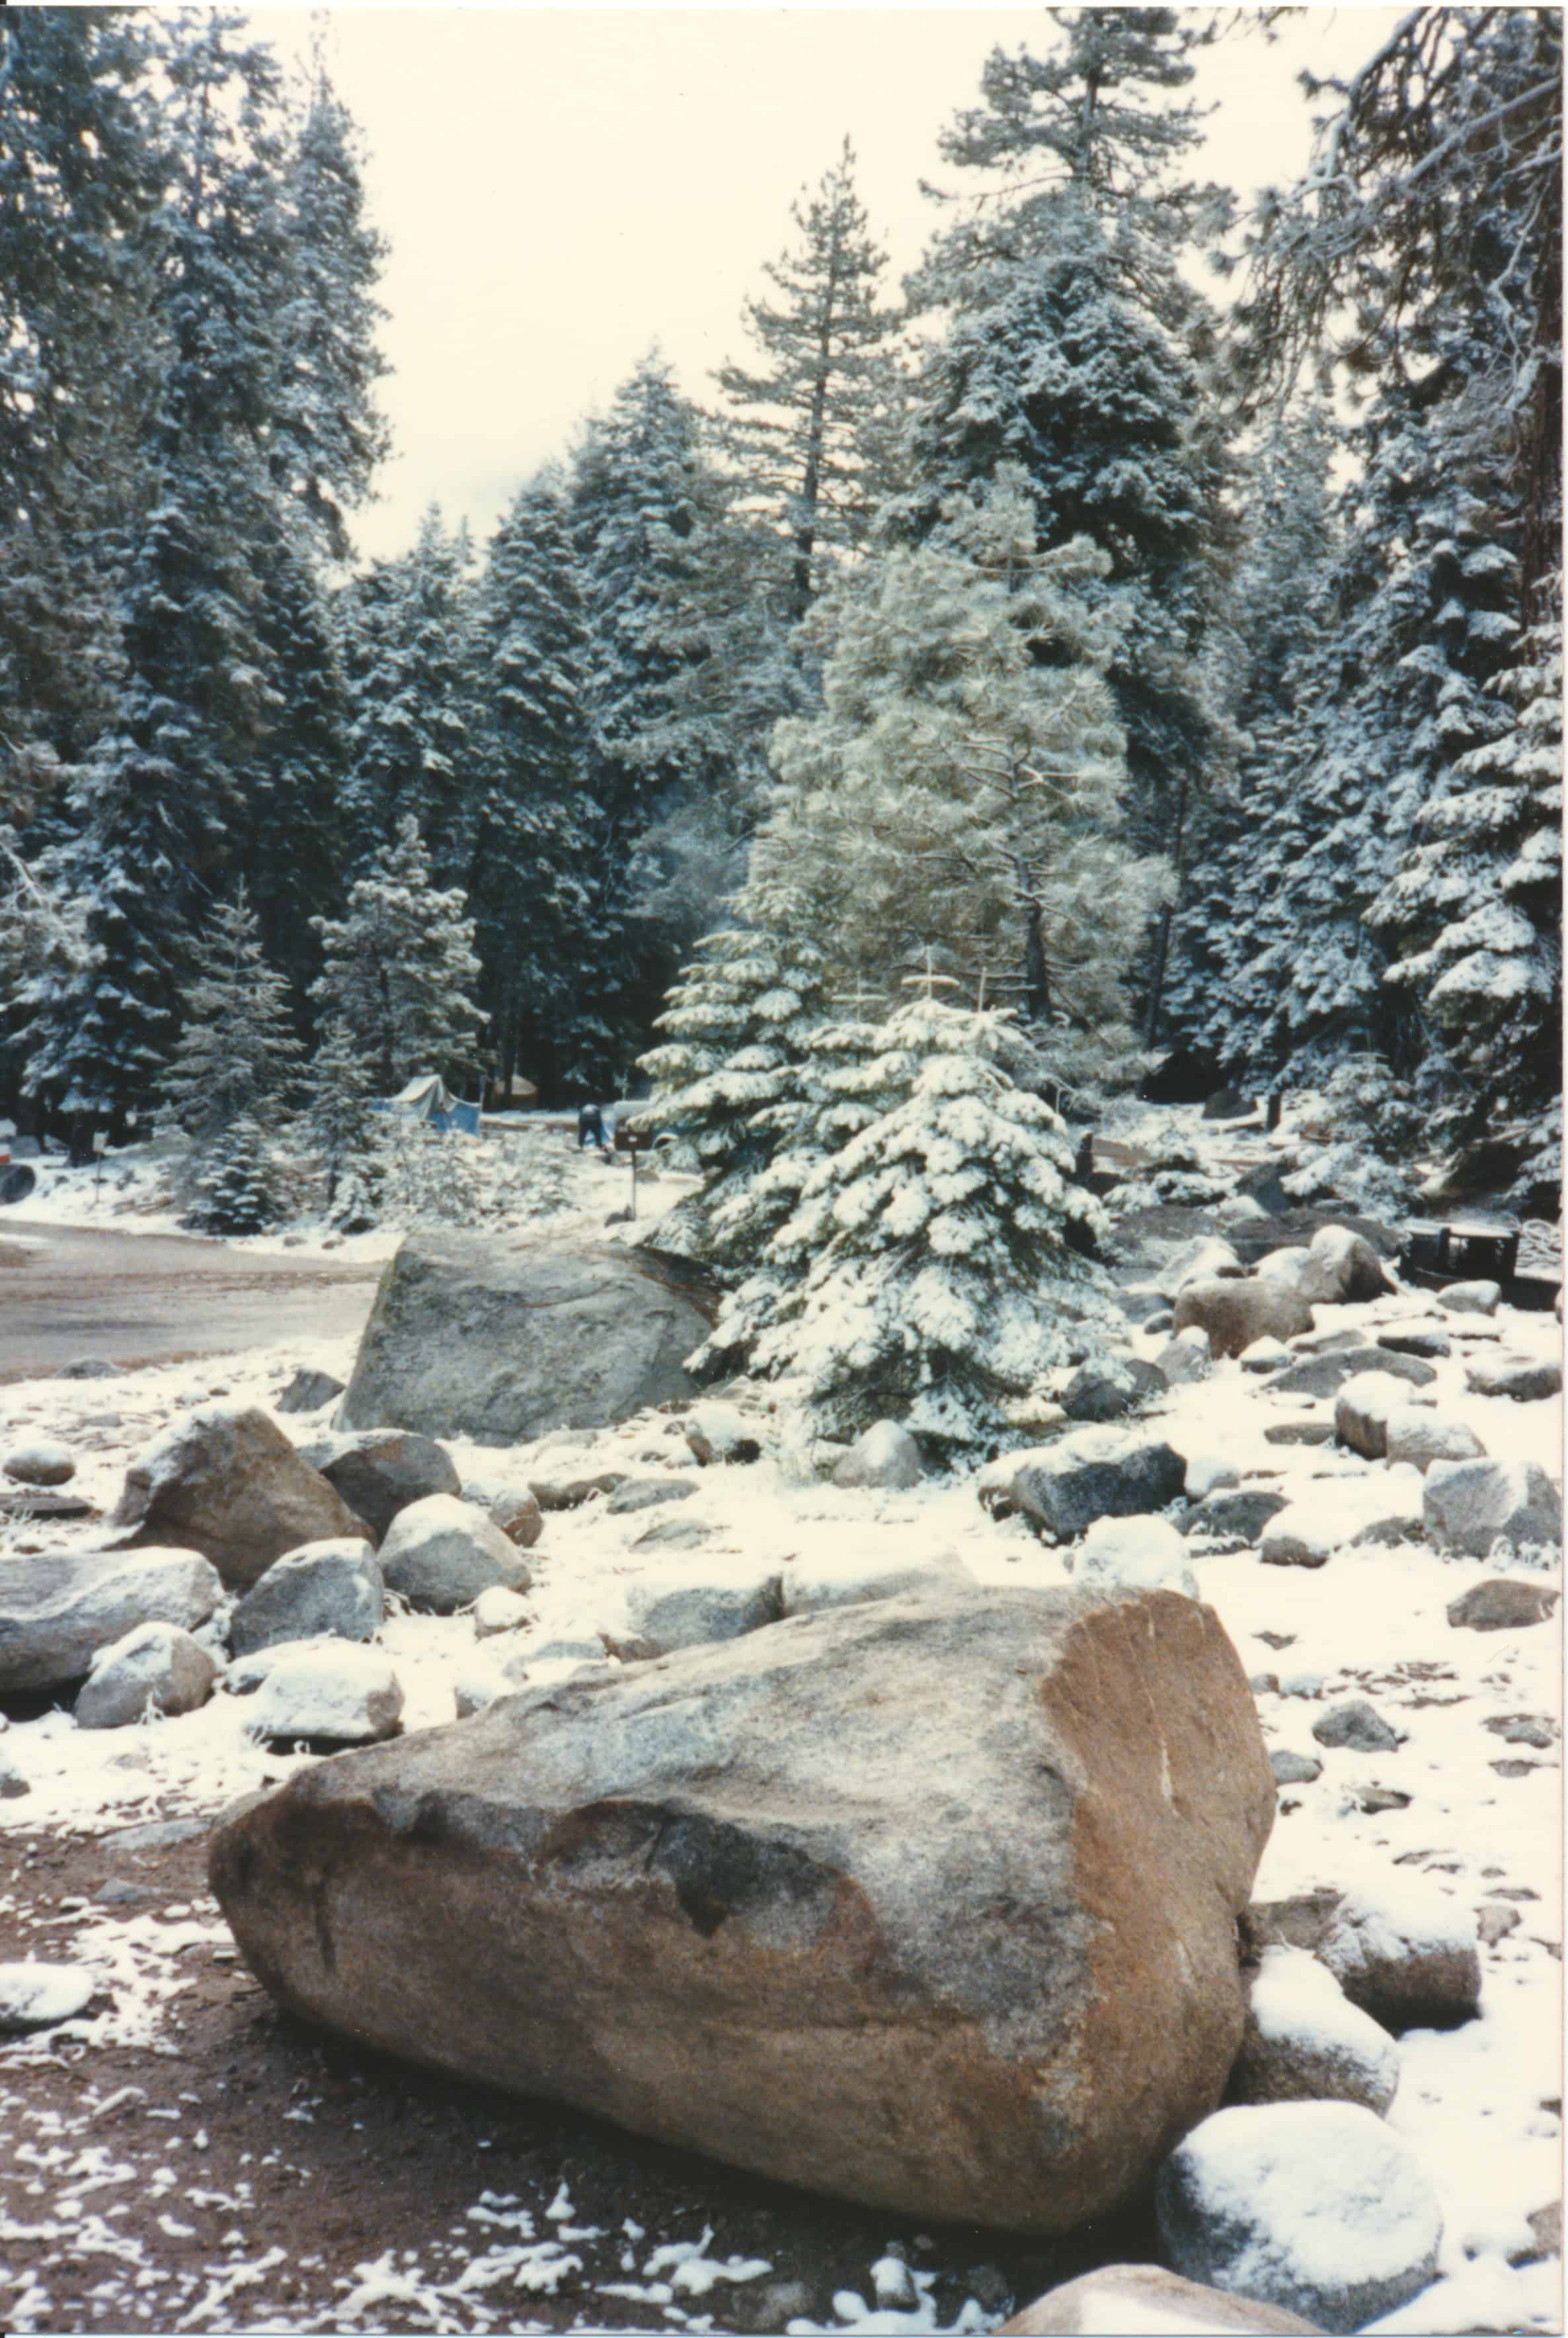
[0,1222,383,1383]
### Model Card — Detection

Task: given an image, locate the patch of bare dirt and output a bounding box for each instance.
[0,1822,1158,2334]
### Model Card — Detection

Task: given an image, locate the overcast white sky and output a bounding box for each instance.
[250,4,1405,564]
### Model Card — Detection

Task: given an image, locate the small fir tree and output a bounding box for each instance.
[299,1012,382,1224]
[185,1110,279,1235]
[311,816,485,1093]
[691,983,890,1377]
[734,985,1113,1455]
[159,888,302,1207]
[637,903,830,1266]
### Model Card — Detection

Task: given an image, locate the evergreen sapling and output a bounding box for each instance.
[736,983,1113,1455]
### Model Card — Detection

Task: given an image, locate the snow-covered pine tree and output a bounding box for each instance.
[0,9,159,802]
[17,19,294,1121]
[467,469,609,1095]
[736,984,1111,1455]
[750,467,1167,1107]
[311,816,485,1094]
[717,138,905,621]
[338,506,479,877]
[636,896,829,1265]
[159,887,302,1216]
[1167,401,1342,1069]
[268,47,389,562]
[299,1013,383,1226]
[1222,397,1520,1090]
[569,352,752,1042]
[1226,7,1561,1140]
[239,516,352,1008]
[689,979,891,1377]
[1370,598,1562,1160]
[900,7,1239,1041]
[186,1111,280,1236]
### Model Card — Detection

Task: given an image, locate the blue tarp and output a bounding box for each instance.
[372,1075,481,1134]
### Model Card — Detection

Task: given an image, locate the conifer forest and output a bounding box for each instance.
[0,15,1565,2333]
[0,5,1560,1210]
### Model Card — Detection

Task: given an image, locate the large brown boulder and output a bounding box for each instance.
[1000,2265,1323,2334]
[110,1405,361,1592]
[1173,1277,1314,1360]
[211,1585,1273,2234]
[336,1234,717,1447]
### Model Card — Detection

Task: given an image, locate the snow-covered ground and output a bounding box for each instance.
[0,1106,1561,2335]
[0,1116,623,1264]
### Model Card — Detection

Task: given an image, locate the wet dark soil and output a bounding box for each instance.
[0,1822,1161,2334]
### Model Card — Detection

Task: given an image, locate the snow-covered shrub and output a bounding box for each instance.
[636,902,828,1268]
[730,990,1115,1457]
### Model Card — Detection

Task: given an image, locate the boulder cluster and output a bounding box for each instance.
[1,1208,1559,2337]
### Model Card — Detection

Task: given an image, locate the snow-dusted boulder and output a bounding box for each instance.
[377,1494,532,1613]
[1158,1236,1244,1299]
[472,1586,531,1638]
[459,1474,544,1549]
[247,1644,403,1746]
[0,1547,221,1693]
[830,1420,925,1490]
[1261,1472,1424,1567]
[1447,1577,1559,1632]
[275,1367,344,1416]
[1173,1278,1314,1360]
[1464,1353,1563,1402]
[779,1548,972,1617]
[111,1405,360,1591]
[1384,1407,1485,1472]
[607,1559,784,1659]
[1423,1458,1561,1556]
[1376,1322,1451,1359]
[1439,1279,1501,1316]
[0,1962,96,2033]
[1230,1947,1399,2117]
[1256,1245,1310,1289]
[605,1476,698,1515]
[1316,1878,1481,2031]
[3,1439,75,1488]
[1185,1454,1240,1500]
[1181,1488,1289,1547]
[682,1402,763,1466]
[998,2264,1323,2334]
[1156,2101,1442,2332]
[1291,1226,1395,1307]
[1059,1356,1167,1422]
[337,1233,715,1445]
[1154,1327,1214,1386]
[211,1585,1274,2235]
[1073,1514,1198,1601]
[231,1537,384,1656]
[1334,1373,1396,1459]
[74,1621,217,1730]
[301,1428,460,1541]
[1239,1337,1292,1374]
[1013,1429,1187,1541]
[1268,1347,1434,1401]
[1311,1699,1401,1754]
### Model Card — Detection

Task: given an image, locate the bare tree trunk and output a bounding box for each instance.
[1143,772,1190,1049]
[1023,897,1050,1021]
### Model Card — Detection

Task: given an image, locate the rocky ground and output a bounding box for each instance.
[0,1102,1561,2336]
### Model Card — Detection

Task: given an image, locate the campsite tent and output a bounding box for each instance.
[375,1075,481,1135]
